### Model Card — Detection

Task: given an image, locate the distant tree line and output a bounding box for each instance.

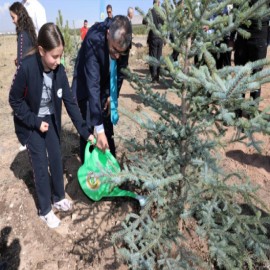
[70,24,147,36]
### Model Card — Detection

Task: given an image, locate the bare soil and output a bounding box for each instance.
[0,35,270,270]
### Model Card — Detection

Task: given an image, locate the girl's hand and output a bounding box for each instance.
[40,121,49,132]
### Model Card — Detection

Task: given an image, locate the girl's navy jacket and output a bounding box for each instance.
[9,53,90,145]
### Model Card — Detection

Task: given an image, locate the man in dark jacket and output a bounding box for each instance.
[234,0,269,118]
[143,0,164,82]
[117,7,134,93]
[72,15,132,161]
[106,4,113,20]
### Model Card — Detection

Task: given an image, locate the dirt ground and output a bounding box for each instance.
[0,35,270,270]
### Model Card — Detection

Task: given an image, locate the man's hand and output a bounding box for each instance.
[40,121,49,132]
[104,97,111,115]
[96,132,109,152]
[104,97,111,116]
[88,134,95,143]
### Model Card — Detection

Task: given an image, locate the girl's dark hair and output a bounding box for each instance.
[38,23,65,51]
[9,2,37,46]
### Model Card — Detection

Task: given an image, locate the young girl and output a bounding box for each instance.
[9,22,94,228]
[9,2,37,66]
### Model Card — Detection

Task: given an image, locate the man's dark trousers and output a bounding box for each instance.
[149,38,163,81]
[234,25,268,117]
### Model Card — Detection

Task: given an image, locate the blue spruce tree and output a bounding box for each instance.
[111,0,270,269]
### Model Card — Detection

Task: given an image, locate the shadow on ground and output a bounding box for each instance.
[226,150,270,172]
[0,227,21,270]
[120,93,143,104]
[9,150,37,209]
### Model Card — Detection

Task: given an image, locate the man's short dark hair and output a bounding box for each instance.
[106,4,112,10]
[84,19,88,23]
[109,15,132,50]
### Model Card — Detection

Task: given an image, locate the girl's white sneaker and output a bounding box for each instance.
[40,210,60,228]
[53,198,72,211]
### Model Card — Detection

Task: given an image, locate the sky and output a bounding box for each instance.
[0,0,153,33]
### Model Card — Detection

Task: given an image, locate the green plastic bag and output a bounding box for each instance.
[78,141,146,205]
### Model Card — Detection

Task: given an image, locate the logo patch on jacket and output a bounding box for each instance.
[57,88,62,98]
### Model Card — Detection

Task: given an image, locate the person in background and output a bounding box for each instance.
[211,3,233,69]
[21,0,47,35]
[117,7,134,93]
[194,2,232,70]
[9,22,94,228]
[169,33,179,62]
[71,16,132,162]
[9,2,37,66]
[80,19,88,41]
[106,4,113,20]
[143,0,164,83]
[127,6,134,21]
[169,1,182,62]
[10,1,38,152]
[234,0,269,118]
